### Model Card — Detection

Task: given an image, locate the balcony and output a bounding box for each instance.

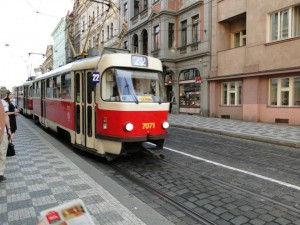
[217,46,246,76]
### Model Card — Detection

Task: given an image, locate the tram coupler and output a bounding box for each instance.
[143,148,165,160]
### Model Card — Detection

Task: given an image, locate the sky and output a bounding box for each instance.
[0,0,73,90]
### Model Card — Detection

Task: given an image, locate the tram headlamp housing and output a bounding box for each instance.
[125,123,134,132]
[162,121,169,129]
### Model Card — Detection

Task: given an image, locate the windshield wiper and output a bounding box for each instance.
[124,78,139,104]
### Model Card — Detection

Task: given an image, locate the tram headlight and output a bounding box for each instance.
[125,123,134,132]
[162,121,169,129]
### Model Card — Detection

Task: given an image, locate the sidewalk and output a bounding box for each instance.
[0,117,175,225]
[168,114,300,148]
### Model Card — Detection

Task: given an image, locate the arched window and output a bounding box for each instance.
[142,29,148,55]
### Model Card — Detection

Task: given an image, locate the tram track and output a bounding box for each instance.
[109,151,300,224]
[159,158,300,215]
[168,128,300,178]
[110,161,217,225]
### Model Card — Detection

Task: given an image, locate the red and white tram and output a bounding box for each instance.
[32,48,169,159]
[14,79,34,117]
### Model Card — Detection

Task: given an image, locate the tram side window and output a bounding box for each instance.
[61,74,71,99]
[37,81,41,97]
[32,83,35,97]
[29,86,33,97]
[53,76,61,98]
[46,78,52,98]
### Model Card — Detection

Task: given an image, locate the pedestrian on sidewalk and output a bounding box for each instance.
[0,99,11,182]
[3,91,19,142]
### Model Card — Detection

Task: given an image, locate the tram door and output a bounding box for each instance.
[41,80,46,125]
[74,71,95,149]
[23,86,28,114]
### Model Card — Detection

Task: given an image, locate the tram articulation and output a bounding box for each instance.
[28,49,169,160]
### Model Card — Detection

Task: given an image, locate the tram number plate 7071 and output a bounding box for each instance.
[142,123,155,129]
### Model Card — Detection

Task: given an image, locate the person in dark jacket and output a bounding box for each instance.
[4,91,19,142]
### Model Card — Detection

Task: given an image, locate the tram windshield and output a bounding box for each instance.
[102,68,167,103]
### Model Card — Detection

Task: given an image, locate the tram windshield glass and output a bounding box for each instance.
[102,68,167,103]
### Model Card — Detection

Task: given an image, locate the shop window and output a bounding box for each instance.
[221,81,242,106]
[179,83,201,107]
[179,68,201,108]
[269,77,300,106]
[179,69,200,81]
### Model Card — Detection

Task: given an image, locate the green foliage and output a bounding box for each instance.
[0,86,9,99]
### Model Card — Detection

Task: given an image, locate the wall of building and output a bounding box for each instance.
[210,0,300,125]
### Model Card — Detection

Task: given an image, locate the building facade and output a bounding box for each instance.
[210,0,300,125]
[119,0,211,116]
[52,17,67,69]
[42,45,53,73]
[67,0,120,60]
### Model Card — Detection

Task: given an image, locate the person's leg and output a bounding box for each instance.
[10,132,15,142]
[0,133,8,178]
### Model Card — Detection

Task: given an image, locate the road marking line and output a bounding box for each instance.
[165,147,300,191]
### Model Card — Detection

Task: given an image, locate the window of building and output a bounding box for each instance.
[270,5,300,41]
[133,35,139,53]
[134,0,139,16]
[154,25,160,50]
[82,18,85,32]
[111,23,114,37]
[102,29,104,43]
[181,20,187,46]
[124,3,128,22]
[234,30,246,47]
[168,23,174,48]
[124,41,128,49]
[269,77,300,106]
[192,15,199,43]
[142,31,148,55]
[143,0,148,10]
[221,81,242,106]
[93,36,96,47]
[107,25,109,40]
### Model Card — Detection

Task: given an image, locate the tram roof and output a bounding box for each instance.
[34,56,101,82]
[33,52,162,82]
